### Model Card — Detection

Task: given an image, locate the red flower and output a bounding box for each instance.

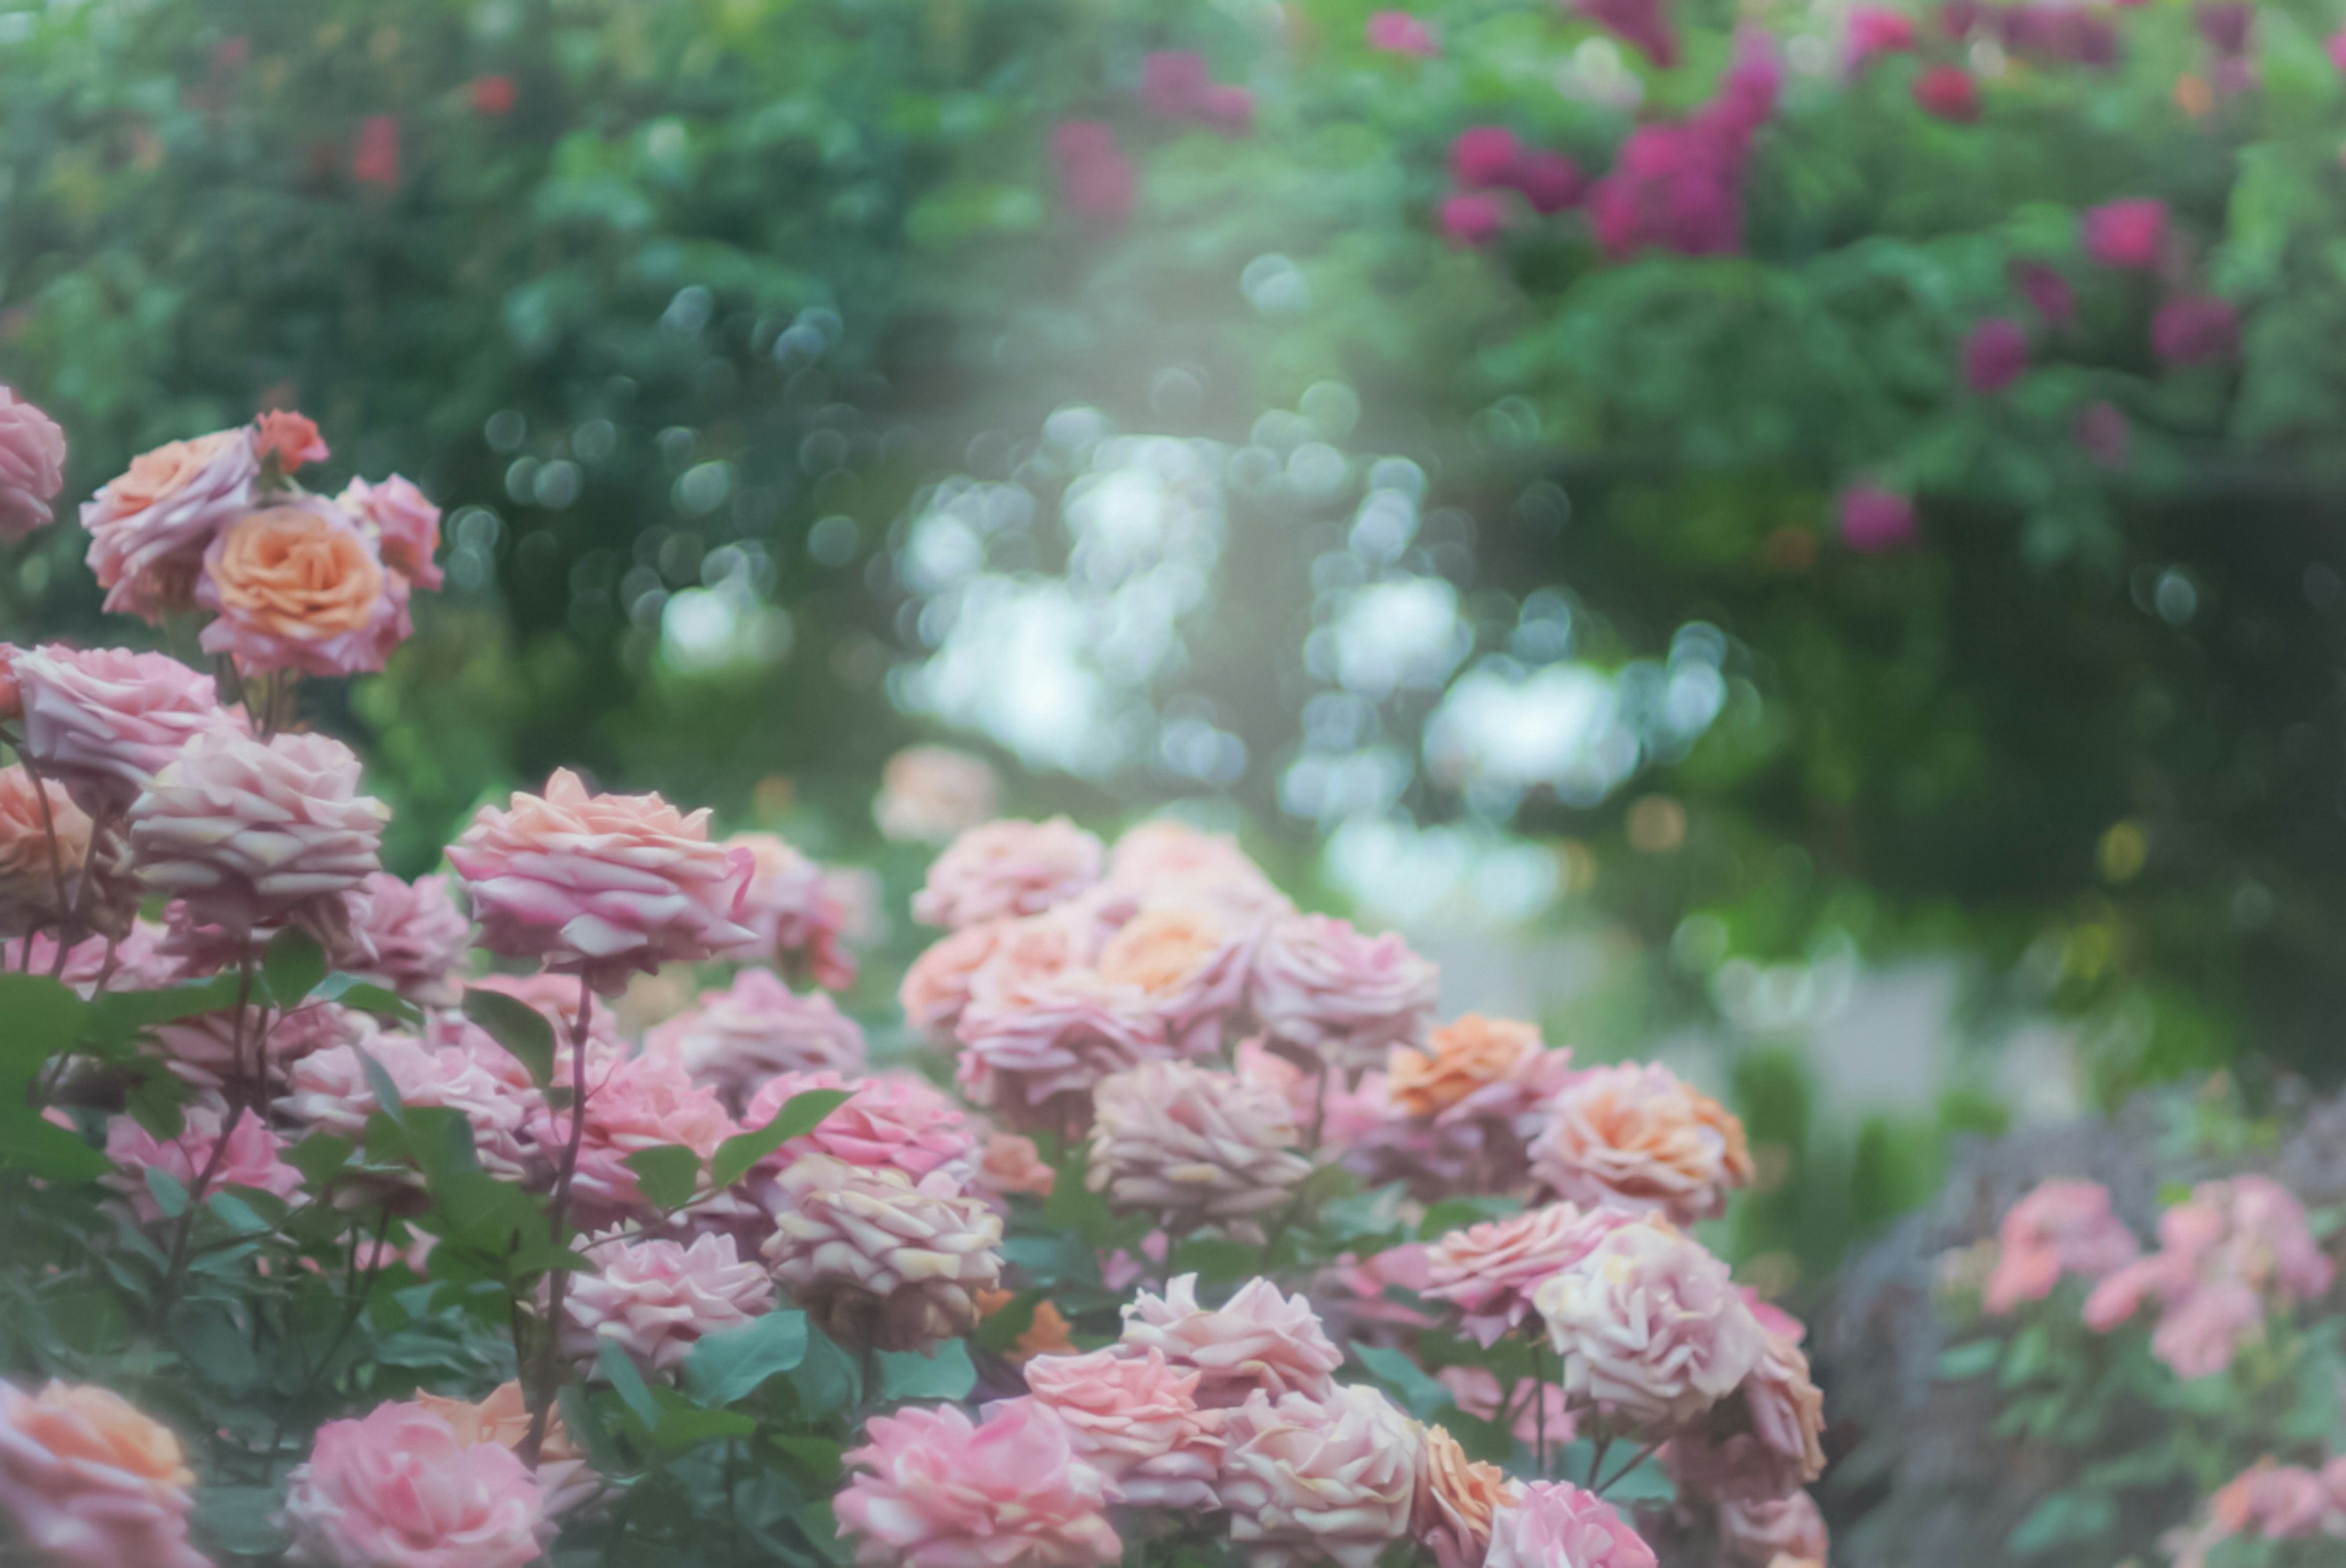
[351,115,400,188]
[471,75,516,116]
[1913,64,1981,122]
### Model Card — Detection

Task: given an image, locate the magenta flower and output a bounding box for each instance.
[2012,260,2077,328]
[1836,484,1918,553]
[561,1230,775,1374]
[1219,1385,1422,1568]
[1963,317,2030,393]
[338,474,444,590]
[1051,123,1137,227]
[646,967,867,1112]
[449,768,756,996]
[80,427,258,622]
[2152,295,2239,366]
[1578,0,1680,67]
[279,1401,545,1568]
[2081,199,2169,271]
[1367,11,1439,56]
[1585,125,1745,259]
[105,1105,302,1221]
[1452,127,1522,189]
[1015,1347,1224,1508]
[1441,192,1510,250]
[1142,51,1213,119]
[0,1380,210,1568]
[2074,402,2130,469]
[1515,151,1587,214]
[15,646,239,811]
[1119,1274,1343,1409]
[0,387,67,542]
[1845,4,1918,68]
[1485,1480,1656,1568]
[1982,1178,2140,1313]
[838,1401,1120,1568]
[1913,64,1981,122]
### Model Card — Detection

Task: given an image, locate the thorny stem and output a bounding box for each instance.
[523,975,596,1465]
[156,954,258,1321]
[1533,1336,1551,1477]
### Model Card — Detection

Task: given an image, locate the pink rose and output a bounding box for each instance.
[1716,1490,1827,1567]
[742,1068,974,1184]
[0,387,67,541]
[1963,317,2030,393]
[449,768,756,996]
[407,1382,596,1519]
[1218,1385,1422,1568]
[253,410,329,473]
[725,831,857,989]
[1316,1244,1438,1344]
[561,1230,774,1373]
[1533,1214,1767,1430]
[1844,4,1917,67]
[1368,10,1439,56]
[1235,1037,1393,1149]
[1097,902,1255,1054]
[762,1153,1003,1352]
[1414,1421,1508,1568]
[1983,1178,2140,1313]
[838,1399,1120,1568]
[81,428,258,621]
[2082,198,2169,271]
[1087,1060,1309,1228]
[1453,127,1522,189]
[104,1104,301,1221]
[279,1035,533,1178]
[1247,913,1439,1078]
[338,474,443,589]
[1486,1480,1657,1568]
[0,764,94,939]
[1435,1366,1574,1448]
[1014,1347,1224,1508]
[2081,1176,2332,1377]
[15,646,240,811]
[645,967,866,1112]
[1424,1202,1629,1346]
[340,872,471,1007]
[976,1130,1059,1199]
[0,1379,210,1568]
[874,745,999,845]
[914,816,1105,929]
[1837,484,1917,553]
[1106,819,1291,923]
[151,997,377,1095]
[126,731,386,942]
[900,920,1009,1043]
[279,1401,545,1568]
[527,1052,734,1225]
[1118,1274,1343,1409]
[954,968,1176,1132]
[5,919,177,996]
[1668,1327,1827,1504]
[1532,1061,1755,1223]
[2152,295,2239,366]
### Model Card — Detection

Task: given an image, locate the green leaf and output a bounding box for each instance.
[684,1309,811,1406]
[1351,1343,1450,1419]
[770,1433,843,1480]
[142,1167,189,1219]
[599,1340,660,1428]
[623,1144,703,1209]
[262,926,329,1008]
[1043,1161,1115,1247]
[2008,1489,2116,1555]
[314,974,425,1026]
[191,1483,288,1555]
[788,1329,860,1417]
[358,1048,406,1126]
[0,973,87,1080]
[287,1133,355,1187]
[877,1340,976,1401]
[0,1110,111,1180]
[557,1384,626,1474]
[1936,1339,2002,1380]
[652,1405,757,1452]
[1170,1235,1259,1283]
[87,974,237,1049]
[973,1289,1042,1354]
[711,1088,852,1190]
[461,988,557,1090]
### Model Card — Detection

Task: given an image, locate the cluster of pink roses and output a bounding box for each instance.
[839,1271,1660,1568]
[2169,1454,2346,1568]
[1985,1172,2337,1380]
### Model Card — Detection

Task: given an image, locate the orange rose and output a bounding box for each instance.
[16,1382,193,1489]
[1414,1423,1508,1568]
[207,505,384,641]
[1532,1061,1755,1223]
[1015,1300,1078,1362]
[0,764,92,935]
[1389,1014,1544,1118]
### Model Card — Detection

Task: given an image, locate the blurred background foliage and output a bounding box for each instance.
[7,0,2346,1283]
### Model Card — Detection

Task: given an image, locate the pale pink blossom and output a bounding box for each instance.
[1234,1037,1394,1150]
[1530,1061,1754,1223]
[965,901,1120,1007]
[3,919,177,995]
[449,768,756,996]
[725,831,855,989]
[913,816,1104,929]
[1119,1274,1343,1409]
[1485,1480,1657,1568]
[279,1400,545,1568]
[1423,1202,1629,1346]
[104,1104,299,1220]
[0,1379,210,1568]
[0,387,67,541]
[1247,913,1438,1078]
[127,730,387,941]
[528,1052,734,1225]
[561,1230,774,1373]
[874,745,1000,844]
[1717,1490,1827,1567]
[1983,1178,2140,1313]
[338,474,444,589]
[1532,1214,1767,1431]
[762,1153,1004,1352]
[838,1400,1120,1568]
[1368,10,1440,56]
[195,496,411,677]
[279,1035,532,1178]
[1315,1244,1437,1346]
[151,998,378,1095]
[1668,1326,1826,1504]
[14,646,239,811]
[899,920,1009,1043]
[1217,1384,1422,1568]
[1098,902,1256,1054]
[1107,819,1290,913]
[1087,1060,1309,1227]
[954,968,1175,1132]
[1436,1366,1576,1448]
[1013,1347,1224,1508]
[81,428,258,621]
[340,872,472,1007]
[643,967,866,1112]
[408,1382,596,1519]
[742,1068,974,1184]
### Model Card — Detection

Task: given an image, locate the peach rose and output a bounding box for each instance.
[873,744,999,844]
[450,768,757,995]
[81,427,258,621]
[0,1379,209,1568]
[1098,902,1254,1053]
[975,1130,1059,1198]
[0,764,92,938]
[1389,1015,1545,1118]
[899,920,1009,1042]
[1530,1061,1754,1223]
[1415,1423,1510,1568]
[197,498,411,676]
[409,1381,595,1517]
[0,386,67,541]
[339,475,444,589]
